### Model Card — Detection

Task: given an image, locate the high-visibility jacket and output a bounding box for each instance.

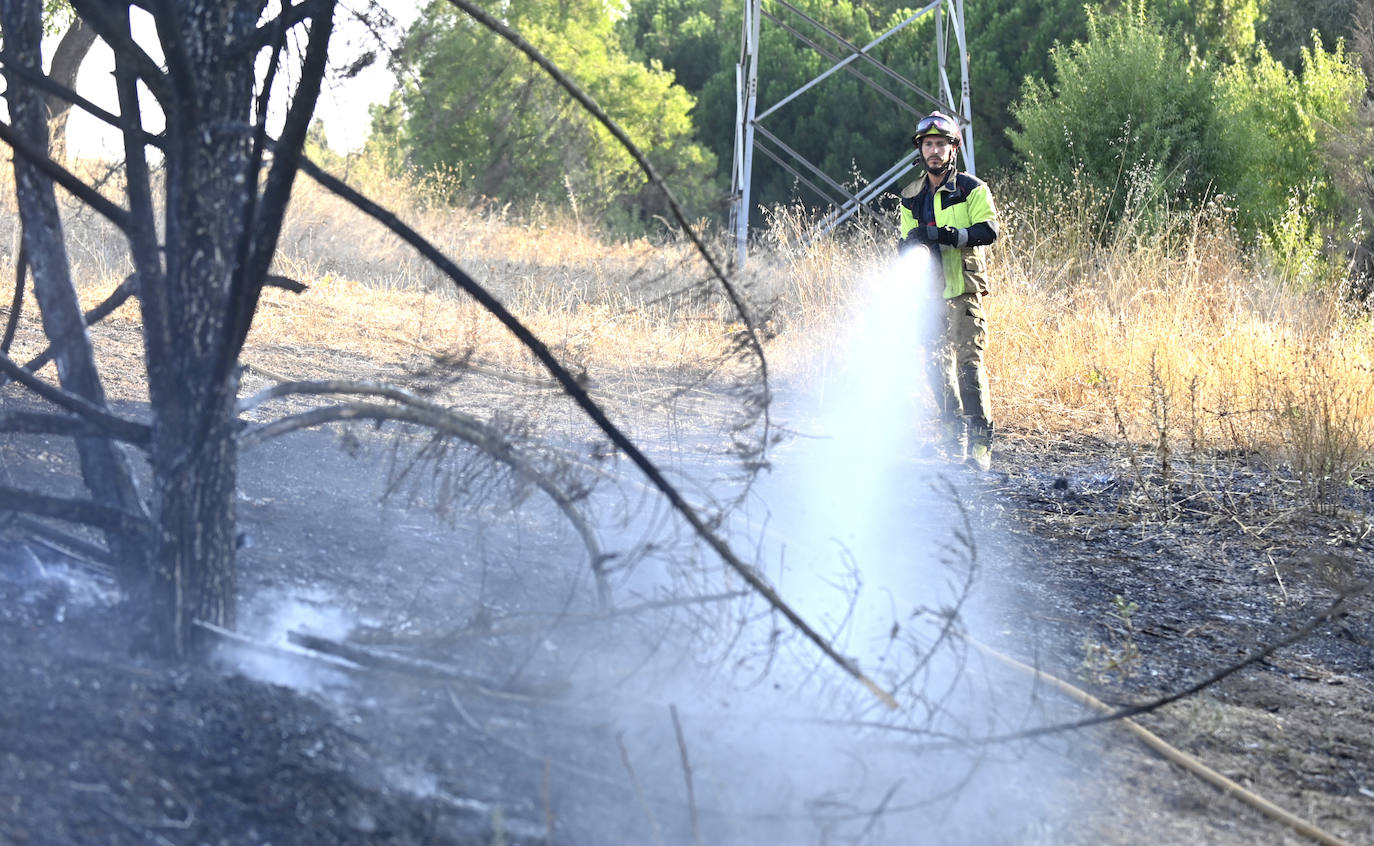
[898,171,999,299]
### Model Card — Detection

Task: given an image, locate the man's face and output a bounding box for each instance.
[921,135,953,172]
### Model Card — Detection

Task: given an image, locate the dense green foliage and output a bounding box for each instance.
[1007,7,1213,225]
[1146,0,1264,65]
[372,0,1372,266]
[1259,0,1359,70]
[1207,38,1367,237]
[625,0,936,221]
[1010,3,1367,248]
[964,0,1090,172]
[372,0,717,226]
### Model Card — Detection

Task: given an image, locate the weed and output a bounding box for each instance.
[1263,346,1374,513]
[1080,594,1142,683]
[489,807,507,846]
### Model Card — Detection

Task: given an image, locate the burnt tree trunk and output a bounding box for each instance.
[45,14,98,162]
[136,1,265,657]
[0,0,147,562]
[3,0,332,657]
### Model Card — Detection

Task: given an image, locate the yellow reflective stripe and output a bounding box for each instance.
[898,203,919,239]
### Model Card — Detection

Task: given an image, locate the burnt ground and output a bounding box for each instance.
[1,331,1373,845]
[980,434,1374,844]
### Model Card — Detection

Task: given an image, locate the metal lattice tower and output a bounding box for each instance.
[729,0,974,266]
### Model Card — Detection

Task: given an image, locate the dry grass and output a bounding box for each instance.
[2,153,1371,500]
[255,161,756,380]
[737,189,1373,506]
[0,156,753,384]
[987,191,1374,473]
[986,188,1373,511]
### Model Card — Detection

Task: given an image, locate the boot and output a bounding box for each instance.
[939,417,967,462]
[966,420,993,472]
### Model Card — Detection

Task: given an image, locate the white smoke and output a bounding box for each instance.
[216,587,358,694]
[593,249,1081,844]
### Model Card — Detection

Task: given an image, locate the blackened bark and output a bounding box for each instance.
[5,0,336,658]
[136,0,268,657]
[45,15,99,162]
[0,0,148,564]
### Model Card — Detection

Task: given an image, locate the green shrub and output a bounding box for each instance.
[1011,2,1367,261]
[1206,36,1366,243]
[375,0,718,229]
[1008,3,1211,229]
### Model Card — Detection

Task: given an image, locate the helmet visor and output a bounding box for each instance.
[912,115,958,146]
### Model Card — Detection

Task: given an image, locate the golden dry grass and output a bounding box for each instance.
[988,196,1374,469]
[2,153,1370,489]
[733,193,1373,497]
[0,157,747,383]
[251,161,748,378]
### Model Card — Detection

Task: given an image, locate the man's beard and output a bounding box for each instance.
[927,157,951,176]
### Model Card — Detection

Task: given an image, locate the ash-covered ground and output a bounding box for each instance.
[2,383,1371,844]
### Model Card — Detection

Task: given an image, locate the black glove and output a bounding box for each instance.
[898,233,927,254]
[911,224,958,246]
[932,225,960,246]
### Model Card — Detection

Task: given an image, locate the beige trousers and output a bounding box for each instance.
[926,292,993,443]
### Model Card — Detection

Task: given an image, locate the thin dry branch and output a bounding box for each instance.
[0,485,151,537]
[440,0,772,447]
[296,154,898,709]
[237,381,609,594]
[352,590,749,648]
[971,638,1359,846]
[0,350,151,445]
[615,731,667,846]
[285,630,571,702]
[855,581,1371,748]
[669,704,703,846]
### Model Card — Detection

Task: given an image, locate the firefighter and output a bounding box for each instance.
[897,111,999,471]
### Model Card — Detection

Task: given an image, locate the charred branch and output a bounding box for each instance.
[0,409,150,446]
[66,0,172,105]
[0,486,151,539]
[296,155,895,709]
[219,1,336,386]
[1,245,26,354]
[2,512,117,570]
[0,1,149,559]
[238,388,608,595]
[5,274,139,382]
[0,119,134,233]
[285,630,564,699]
[111,11,166,342]
[264,275,308,294]
[0,350,151,445]
[0,52,165,154]
[243,0,338,51]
